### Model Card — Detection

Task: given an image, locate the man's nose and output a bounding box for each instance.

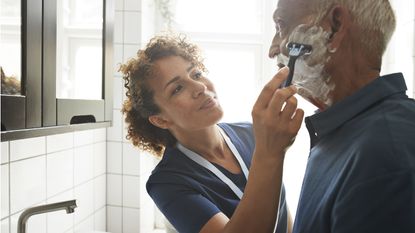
[269,35,281,58]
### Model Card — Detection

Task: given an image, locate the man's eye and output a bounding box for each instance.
[276,20,286,36]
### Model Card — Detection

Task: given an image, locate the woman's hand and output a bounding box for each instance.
[252,67,304,158]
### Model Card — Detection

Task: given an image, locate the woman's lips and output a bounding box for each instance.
[200,97,217,110]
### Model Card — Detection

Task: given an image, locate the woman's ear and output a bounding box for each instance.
[326,6,351,52]
[148,115,170,129]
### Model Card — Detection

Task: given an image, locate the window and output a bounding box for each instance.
[56,0,103,100]
[156,0,276,122]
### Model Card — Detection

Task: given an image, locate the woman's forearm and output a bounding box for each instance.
[223,150,284,233]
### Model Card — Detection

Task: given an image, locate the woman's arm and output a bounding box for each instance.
[200,67,304,233]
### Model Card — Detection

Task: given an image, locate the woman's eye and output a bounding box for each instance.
[172,85,183,95]
[192,71,202,80]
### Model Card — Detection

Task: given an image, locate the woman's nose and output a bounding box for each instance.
[191,80,207,99]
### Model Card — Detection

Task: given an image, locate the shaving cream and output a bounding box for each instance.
[281,25,336,108]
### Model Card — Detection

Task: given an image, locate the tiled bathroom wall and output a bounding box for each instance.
[107,0,158,232]
[1,129,107,233]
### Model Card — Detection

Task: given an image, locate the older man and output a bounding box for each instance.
[269,0,415,232]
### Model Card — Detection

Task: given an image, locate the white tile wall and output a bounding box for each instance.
[47,150,74,197]
[107,175,122,206]
[123,12,142,44]
[74,145,95,186]
[74,180,95,224]
[10,137,45,162]
[113,78,123,109]
[74,131,95,147]
[1,218,9,233]
[94,175,107,211]
[94,207,107,231]
[1,164,9,219]
[107,206,122,233]
[2,128,107,233]
[46,133,73,153]
[122,208,140,233]
[115,0,124,11]
[107,142,123,174]
[114,12,124,44]
[122,176,140,208]
[124,0,141,11]
[107,110,123,142]
[123,44,141,62]
[93,128,107,143]
[114,45,124,76]
[94,142,107,177]
[122,143,140,176]
[10,156,46,213]
[108,1,160,232]
[73,216,94,233]
[1,141,9,164]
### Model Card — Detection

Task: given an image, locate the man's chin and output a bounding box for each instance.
[297,88,329,111]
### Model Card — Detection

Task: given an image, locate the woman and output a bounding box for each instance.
[121,34,303,233]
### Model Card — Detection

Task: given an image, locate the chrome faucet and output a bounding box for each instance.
[17,199,77,233]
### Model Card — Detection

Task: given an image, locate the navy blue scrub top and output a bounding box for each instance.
[147,122,288,233]
[294,73,415,233]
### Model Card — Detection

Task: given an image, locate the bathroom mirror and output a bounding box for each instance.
[56,0,103,100]
[0,0,22,96]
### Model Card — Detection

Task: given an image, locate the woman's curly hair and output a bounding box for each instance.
[120,33,206,157]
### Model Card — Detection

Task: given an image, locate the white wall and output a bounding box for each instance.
[382,0,415,98]
[106,0,158,232]
[1,129,107,233]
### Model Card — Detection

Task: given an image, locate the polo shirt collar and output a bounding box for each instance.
[305,73,407,142]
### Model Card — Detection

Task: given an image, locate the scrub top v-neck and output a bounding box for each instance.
[146,122,288,233]
[177,126,249,199]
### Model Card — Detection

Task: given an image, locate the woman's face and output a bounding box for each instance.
[148,55,223,132]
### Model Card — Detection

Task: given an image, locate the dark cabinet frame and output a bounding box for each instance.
[1,0,114,141]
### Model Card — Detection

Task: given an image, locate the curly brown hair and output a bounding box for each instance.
[120,33,207,157]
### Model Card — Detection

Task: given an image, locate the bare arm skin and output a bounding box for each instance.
[200,67,304,233]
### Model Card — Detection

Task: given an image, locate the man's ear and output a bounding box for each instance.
[327,6,351,52]
[148,115,170,129]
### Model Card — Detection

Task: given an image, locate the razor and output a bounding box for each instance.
[282,42,312,87]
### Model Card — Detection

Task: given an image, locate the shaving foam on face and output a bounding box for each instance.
[285,25,335,108]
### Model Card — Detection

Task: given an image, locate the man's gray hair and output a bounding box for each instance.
[309,0,396,57]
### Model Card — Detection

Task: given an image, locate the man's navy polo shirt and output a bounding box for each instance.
[293,73,415,233]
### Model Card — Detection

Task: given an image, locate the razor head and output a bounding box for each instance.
[287,42,312,57]
[281,42,312,88]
